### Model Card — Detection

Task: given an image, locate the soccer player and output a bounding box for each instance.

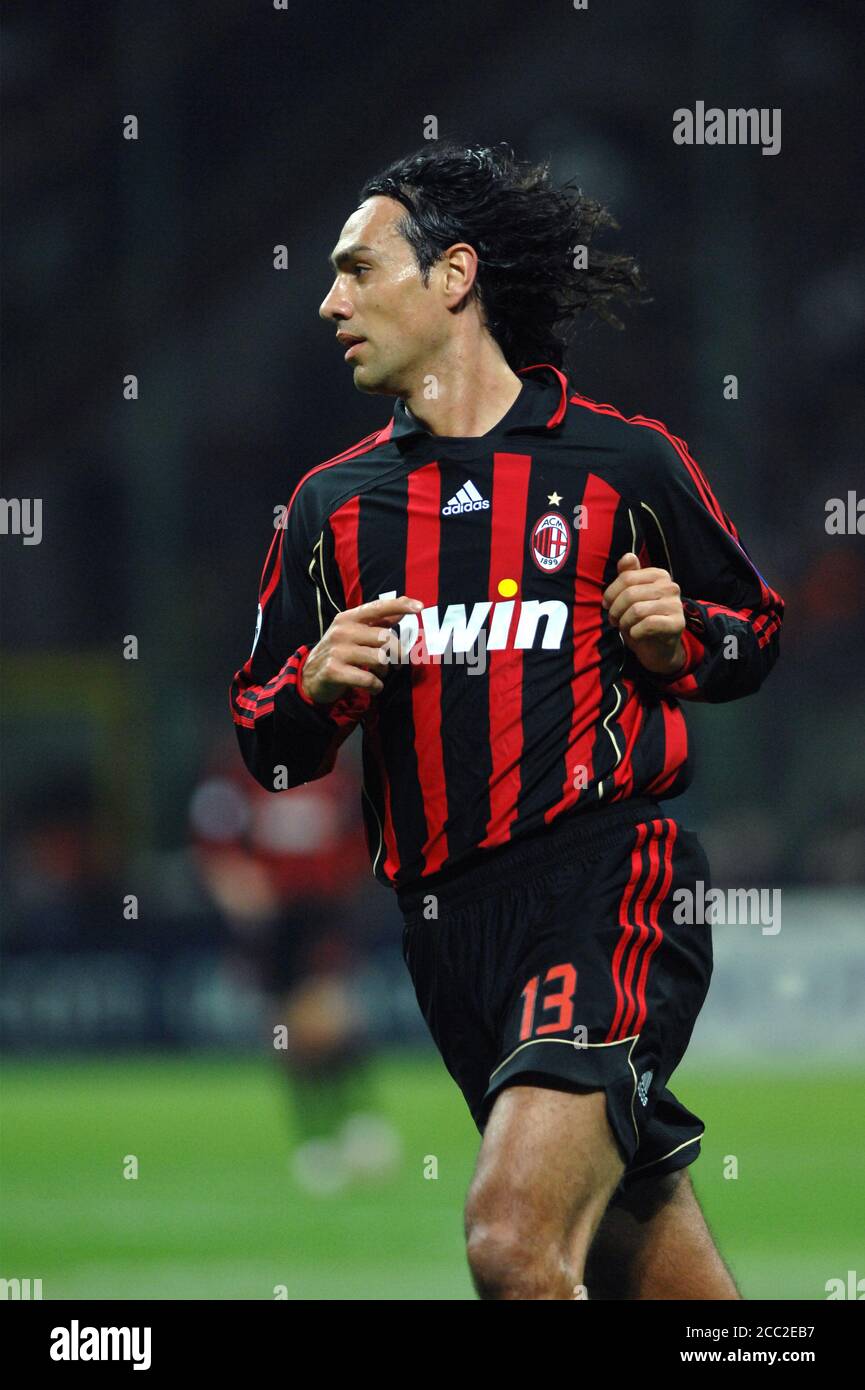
[230,143,784,1299]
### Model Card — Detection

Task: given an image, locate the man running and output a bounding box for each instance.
[230,142,783,1299]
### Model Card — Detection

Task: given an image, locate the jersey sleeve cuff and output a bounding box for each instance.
[653,625,705,681]
[643,606,708,694]
[275,645,372,729]
[293,646,319,707]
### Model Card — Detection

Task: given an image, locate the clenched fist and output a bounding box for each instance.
[602,553,687,677]
[300,594,423,704]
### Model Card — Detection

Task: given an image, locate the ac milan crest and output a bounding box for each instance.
[530,511,571,573]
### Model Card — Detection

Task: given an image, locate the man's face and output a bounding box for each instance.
[319,195,450,396]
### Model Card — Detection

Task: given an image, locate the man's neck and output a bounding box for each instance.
[400,351,523,438]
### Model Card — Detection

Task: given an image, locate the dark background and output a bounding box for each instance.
[2,0,864,1015]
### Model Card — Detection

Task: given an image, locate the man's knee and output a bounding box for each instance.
[465,1213,574,1300]
[463,1083,627,1299]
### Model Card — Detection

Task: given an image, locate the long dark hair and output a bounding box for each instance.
[359,140,647,371]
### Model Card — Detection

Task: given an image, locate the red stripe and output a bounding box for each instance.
[630,820,676,1035]
[248,486,395,863]
[326,492,409,722]
[609,679,644,799]
[608,820,676,1041]
[518,362,570,426]
[481,452,532,847]
[647,426,727,530]
[545,474,620,823]
[328,494,400,874]
[702,599,766,625]
[231,646,308,727]
[230,430,386,726]
[268,429,383,604]
[374,417,396,444]
[282,429,385,526]
[364,710,400,882]
[569,392,727,529]
[257,524,284,609]
[756,614,781,647]
[606,824,648,1041]
[645,700,689,794]
[616,822,663,1038]
[405,463,449,874]
[568,391,784,620]
[329,495,362,608]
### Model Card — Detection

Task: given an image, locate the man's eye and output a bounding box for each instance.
[355,265,370,276]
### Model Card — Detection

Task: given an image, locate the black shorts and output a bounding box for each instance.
[397,797,713,1201]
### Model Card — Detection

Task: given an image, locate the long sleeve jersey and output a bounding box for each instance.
[230,363,784,890]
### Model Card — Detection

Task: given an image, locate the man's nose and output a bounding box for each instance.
[319,281,351,321]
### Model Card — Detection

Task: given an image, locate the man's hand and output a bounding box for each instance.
[602,553,687,677]
[300,595,423,703]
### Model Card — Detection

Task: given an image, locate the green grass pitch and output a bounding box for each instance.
[2,1054,862,1300]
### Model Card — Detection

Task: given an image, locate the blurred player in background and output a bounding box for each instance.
[189,737,400,1193]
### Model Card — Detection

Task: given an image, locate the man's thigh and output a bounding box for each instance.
[464,1081,626,1296]
[585,1167,742,1300]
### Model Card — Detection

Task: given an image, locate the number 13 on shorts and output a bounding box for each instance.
[519,963,578,1040]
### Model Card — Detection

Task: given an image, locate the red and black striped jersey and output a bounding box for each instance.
[230,363,784,890]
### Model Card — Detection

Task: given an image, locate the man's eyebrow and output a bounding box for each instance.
[328,243,373,270]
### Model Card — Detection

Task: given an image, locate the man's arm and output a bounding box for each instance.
[607,425,784,703]
[229,503,370,791]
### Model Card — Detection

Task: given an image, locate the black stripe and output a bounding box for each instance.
[436,457,493,861]
[512,472,583,833]
[590,494,637,792]
[355,477,429,881]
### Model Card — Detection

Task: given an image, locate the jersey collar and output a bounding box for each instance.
[386,362,569,444]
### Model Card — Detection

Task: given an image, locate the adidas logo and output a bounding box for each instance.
[442,479,490,515]
[637,1070,654,1107]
